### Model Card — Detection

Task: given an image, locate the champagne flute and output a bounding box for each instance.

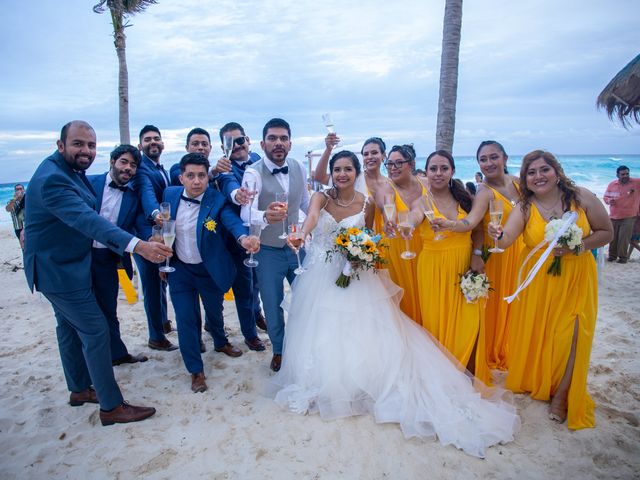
[397,211,416,260]
[151,225,163,243]
[322,113,340,147]
[275,192,288,239]
[288,223,306,274]
[223,135,234,159]
[242,179,257,227]
[420,195,444,241]
[243,224,261,268]
[488,198,505,253]
[159,202,171,221]
[159,220,176,273]
[383,193,397,238]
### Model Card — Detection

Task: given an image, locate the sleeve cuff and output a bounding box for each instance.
[125,237,141,253]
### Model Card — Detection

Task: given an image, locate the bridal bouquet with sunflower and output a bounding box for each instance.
[325,227,388,288]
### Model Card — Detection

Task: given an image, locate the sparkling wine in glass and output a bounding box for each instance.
[383,193,397,238]
[159,202,171,221]
[322,113,340,147]
[159,220,176,273]
[243,224,261,268]
[397,211,416,260]
[420,195,444,241]
[489,198,505,253]
[288,223,306,274]
[243,179,257,227]
[223,135,234,159]
[275,192,288,239]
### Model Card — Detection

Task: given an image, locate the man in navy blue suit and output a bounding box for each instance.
[134,125,177,350]
[23,121,172,425]
[88,144,149,366]
[161,153,259,393]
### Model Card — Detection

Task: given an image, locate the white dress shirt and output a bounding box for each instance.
[93,173,140,252]
[175,190,205,264]
[240,157,309,228]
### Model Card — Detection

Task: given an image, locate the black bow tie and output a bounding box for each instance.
[271,166,289,175]
[108,180,128,192]
[155,163,165,171]
[181,195,201,205]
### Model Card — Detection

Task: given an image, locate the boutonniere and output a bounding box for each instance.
[204,217,217,233]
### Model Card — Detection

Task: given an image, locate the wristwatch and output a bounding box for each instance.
[472,249,483,256]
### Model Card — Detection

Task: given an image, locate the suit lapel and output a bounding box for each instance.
[53,152,96,206]
[94,173,107,212]
[197,188,217,252]
[117,187,135,227]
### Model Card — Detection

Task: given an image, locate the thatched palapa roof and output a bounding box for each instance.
[597,54,640,127]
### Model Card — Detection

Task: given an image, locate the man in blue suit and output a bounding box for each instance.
[161,153,259,393]
[88,144,148,366]
[134,124,176,350]
[23,121,172,425]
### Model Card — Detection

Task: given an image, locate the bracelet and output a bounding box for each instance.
[472,249,483,256]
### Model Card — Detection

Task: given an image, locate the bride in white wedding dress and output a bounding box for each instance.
[267,151,520,458]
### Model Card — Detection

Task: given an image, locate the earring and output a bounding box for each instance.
[449,178,453,188]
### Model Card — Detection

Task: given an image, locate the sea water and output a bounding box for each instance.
[1,154,638,224]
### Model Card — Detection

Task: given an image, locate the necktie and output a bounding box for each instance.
[108,180,127,192]
[181,195,201,205]
[271,166,289,175]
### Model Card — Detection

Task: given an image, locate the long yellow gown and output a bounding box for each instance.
[481,186,524,370]
[417,205,491,385]
[506,204,597,429]
[383,183,425,324]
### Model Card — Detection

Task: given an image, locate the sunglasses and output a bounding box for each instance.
[384,160,412,169]
[233,136,247,146]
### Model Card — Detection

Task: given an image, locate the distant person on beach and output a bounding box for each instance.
[88,144,149,367]
[628,214,640,258]
[5,183,25,241]
[23,120,171,425]
[475,171,483,192]
[603,165,640,264]
[465,181,477,199]
[134,124,177,348]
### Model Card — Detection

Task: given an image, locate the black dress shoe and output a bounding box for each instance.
[69,387,99,406]
[112,353,149,366]
[100,402,156,426]
[270,354,282,372]
[244,337,266,351]
[148,338,178,351]
[255,313,268,332]
[163,321,173,334]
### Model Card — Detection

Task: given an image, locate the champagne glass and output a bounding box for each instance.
[275,192,288,239]
[488,198,505,253]
[159,220,176,273]
[383,193,397,238]
[223,134,234,159]
[243,224,261,268]
[159,202,171,221]
[242,179,257,227]
[151,225,163,243]
[420,195,444,241]
[322,113,340,147]
[288,223,306,274]
[397,211,416,260]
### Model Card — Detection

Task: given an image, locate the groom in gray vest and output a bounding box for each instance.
[240,118,309,371]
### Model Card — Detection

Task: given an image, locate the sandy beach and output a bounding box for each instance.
[0,223,638,479]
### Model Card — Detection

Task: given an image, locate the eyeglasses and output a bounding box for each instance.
[384,160,412,169]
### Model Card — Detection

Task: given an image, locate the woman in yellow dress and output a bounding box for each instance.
[378,144,426,323]
[432,141,523,370]
[489,150,612,429]
[411,150,491,384]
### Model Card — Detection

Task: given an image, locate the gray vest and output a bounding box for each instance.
[256,159,304,247]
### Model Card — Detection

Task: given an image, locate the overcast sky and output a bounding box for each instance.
[0,0,638,182]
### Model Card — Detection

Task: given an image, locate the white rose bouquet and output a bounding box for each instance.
[459,271,491,304]
[544,212,583,276]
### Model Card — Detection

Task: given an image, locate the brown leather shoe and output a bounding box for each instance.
[256,312,268,332]
[191,372,207,393]
[69,387,99,406]
[100,401,156,426]
[214,342,242,357]
[112,353,149,366]
[148,338,178,351]
[270,354,282,372]
[244,337,266,351]
[200,339,206,353]
[163,321,172,334]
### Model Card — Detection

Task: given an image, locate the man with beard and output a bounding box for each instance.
[23,120,171,425]
[169,128,213,186]
[135,125,177,349]
[240,118,309,371]
[604,165,640,264]
[88,144,149,366]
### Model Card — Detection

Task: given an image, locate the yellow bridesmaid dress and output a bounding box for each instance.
[383,183,425,324]
[417,205,491,385]
[481,186,524,370]
[506,204,597,429]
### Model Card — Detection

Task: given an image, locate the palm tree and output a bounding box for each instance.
[93,0,158,144]
[435,0,463,152]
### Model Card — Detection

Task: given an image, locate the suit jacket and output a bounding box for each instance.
[88,172,139,278]
[23,151,134,293]
[163,186,248,293]
[134,154,170,239]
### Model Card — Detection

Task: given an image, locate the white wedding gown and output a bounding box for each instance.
[267,208,520,458]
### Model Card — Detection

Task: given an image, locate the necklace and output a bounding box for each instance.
[536,194,563,218]
[335,191,357,208]
[484,179,518,206]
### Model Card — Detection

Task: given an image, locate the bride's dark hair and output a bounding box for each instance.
[329,150,361,176]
